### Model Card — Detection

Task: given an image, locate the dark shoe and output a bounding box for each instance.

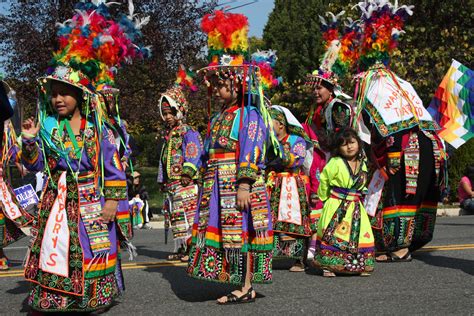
[217,287,256,305]
[390,251,412,262]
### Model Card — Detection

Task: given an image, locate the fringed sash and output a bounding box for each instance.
[199,149,270,250]
[167,180,199,248]
[77,173,111,257]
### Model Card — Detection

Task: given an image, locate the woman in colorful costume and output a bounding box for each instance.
[351,0,446,262]
[20,1,149,312]
[267,105,312,272]
[303,11,359,259]
[313,127,374,276]
[187,10,279,304]
[0,80,33,270]
[157,66,203,262]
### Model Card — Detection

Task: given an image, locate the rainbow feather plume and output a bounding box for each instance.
[201,10,249,66]
[52,0,151,89]
[251,50,281,91]
[354,0,413,69]
[175,65,198,92]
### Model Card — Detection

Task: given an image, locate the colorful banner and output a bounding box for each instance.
[427,59,474,149]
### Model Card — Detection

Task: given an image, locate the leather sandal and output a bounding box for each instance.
[167,253,183,261]
[217,287,256,305]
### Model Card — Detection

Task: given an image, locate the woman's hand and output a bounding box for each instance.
[388,166,400,175]
[236,183,251,211]
[102,200,118,223]
[21,118,40,139]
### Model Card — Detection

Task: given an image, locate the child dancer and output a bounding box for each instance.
[312,127,375,277]
[158,72,203,260]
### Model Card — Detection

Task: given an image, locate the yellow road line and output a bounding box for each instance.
[1,244,473,278]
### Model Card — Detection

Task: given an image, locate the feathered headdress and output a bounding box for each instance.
[251,49,282,91]
[306,10,359,93]
[158,65,197,121]
[354,0,413,70]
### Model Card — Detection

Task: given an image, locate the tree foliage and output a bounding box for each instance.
[0,0,217,133]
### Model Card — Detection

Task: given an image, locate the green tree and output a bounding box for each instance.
[263,0,328,84]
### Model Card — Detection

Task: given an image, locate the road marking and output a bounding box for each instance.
[1,244,473,278]
[3,246,28,250]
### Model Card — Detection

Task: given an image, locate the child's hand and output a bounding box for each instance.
[102,200,118,223]
[121,160,129,170]
[237,183,251,211]
[181,175,192,187]
[22,117,40,139]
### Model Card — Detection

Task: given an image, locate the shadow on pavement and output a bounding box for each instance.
[6,280,29,295]
[414,252,474,276]
[135,245,170,260]
[143,265,266,303]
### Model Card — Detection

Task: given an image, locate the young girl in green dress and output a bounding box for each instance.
[312,127,375,277]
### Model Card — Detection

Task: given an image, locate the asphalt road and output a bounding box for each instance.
[1,216,473,315]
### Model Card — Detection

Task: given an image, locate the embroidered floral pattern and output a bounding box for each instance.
[185,142,198,159]
[293,142,306,158]
[247,121,257,141]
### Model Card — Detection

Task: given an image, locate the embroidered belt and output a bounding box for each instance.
[208,149,236,160]
[330,187,362,202]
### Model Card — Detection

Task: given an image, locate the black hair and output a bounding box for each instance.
[330,127,364,159]
[464,165,474,185]
[320,80,334,93]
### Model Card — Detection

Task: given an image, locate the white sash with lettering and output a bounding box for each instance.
[0,178,22,220]
[278,176,302,225]
[364,169,386,217]
[39,172,70,277]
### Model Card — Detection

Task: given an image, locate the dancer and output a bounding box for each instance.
[351,1,446,262]
[158,66,203,261]
[187,10,278,304]
[303,11,358,260]
[21,2,149,312]
[267,105,312,272]
[0,81,33,270]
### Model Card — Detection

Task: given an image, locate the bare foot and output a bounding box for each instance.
[323,269,336,277]
[375,254,390,262]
